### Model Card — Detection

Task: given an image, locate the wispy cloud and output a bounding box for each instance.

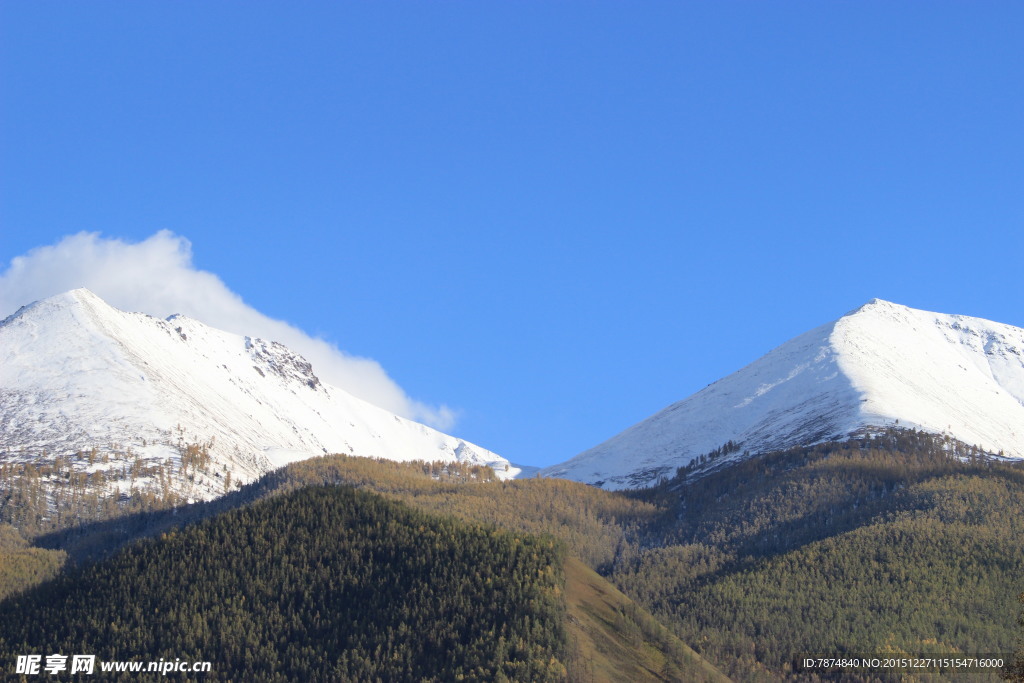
[0,231,456,430]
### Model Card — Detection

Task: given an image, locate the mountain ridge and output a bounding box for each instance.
[0,289,517,504]
[543,299,1024,488]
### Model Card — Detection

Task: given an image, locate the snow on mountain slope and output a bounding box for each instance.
[0,289,517,501]
[542,299,1024,489]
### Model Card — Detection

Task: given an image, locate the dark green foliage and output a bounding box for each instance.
[10,428,1024,681]
[0,524,65,600]
[1007,593,1024,682]
[210,438,1024,680]
[0,486,568,682]
[621,429,1024,680]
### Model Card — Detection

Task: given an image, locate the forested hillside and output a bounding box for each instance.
[5,429,1023,681]
[0,485,568,682]
[1,473,726,682]
[0,524,64,601]
[625,430,1024,680]
[257,433,1024,681]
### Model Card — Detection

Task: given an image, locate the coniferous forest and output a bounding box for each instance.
[0,485,568,682]
[0,429,1022,681]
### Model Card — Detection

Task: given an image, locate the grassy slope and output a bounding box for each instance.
[564,557,731,683]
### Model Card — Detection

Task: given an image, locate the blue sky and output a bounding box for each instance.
[2,2,1022,467]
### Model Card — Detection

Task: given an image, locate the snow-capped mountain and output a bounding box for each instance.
[542,299,1024,489]
[0,289,518,501]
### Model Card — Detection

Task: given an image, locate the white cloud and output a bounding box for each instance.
[0,230,457,430]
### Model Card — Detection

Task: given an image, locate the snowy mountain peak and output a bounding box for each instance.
[1,290,518,503]
[39,287,112,316]
[3,287,92,323]
[848,297,891,312]
[67,286,102,301]
[543,301,1024,489]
